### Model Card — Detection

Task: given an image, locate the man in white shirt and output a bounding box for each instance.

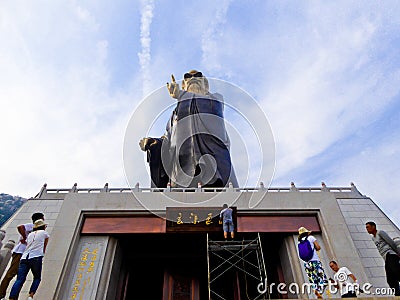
[329,261,358,298]
[0,212,44,300]
[8,219,49,300]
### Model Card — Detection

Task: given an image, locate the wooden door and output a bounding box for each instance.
[162,271,200,300]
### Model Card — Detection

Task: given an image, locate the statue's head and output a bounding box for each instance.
[182,70,209,95]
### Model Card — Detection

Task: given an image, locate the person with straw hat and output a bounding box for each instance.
[0,212,44,300]
[297,226,328,299]
[8,219,49,300]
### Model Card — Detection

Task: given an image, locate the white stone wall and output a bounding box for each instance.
[337,197,400,291]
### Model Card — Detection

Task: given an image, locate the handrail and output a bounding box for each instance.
[38,186,354,195]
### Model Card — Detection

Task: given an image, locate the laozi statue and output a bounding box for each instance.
[139,70,238,188]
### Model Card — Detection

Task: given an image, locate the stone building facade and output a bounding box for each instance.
[0,183,398,299]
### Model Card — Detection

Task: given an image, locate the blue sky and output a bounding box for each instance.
[0,1,399,226]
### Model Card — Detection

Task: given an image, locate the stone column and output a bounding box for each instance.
[0,230,5,250]
[0,239,16,278]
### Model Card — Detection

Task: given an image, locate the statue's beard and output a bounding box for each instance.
[185,80,206,95]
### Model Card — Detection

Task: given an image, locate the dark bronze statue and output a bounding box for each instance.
[140,70,238,188]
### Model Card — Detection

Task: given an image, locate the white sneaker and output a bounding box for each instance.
[28,297,34,300]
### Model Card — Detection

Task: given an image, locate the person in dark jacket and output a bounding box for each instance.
[366,221,400,295]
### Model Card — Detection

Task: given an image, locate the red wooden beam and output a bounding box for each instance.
[81,216,166,234]
[80,214,320,234]
[237,215,320,233]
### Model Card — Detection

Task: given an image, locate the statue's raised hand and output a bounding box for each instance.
[139,137,150,151]
[167,74,180,99]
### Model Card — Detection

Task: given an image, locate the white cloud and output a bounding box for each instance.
[325,137,400,227]
[137,0,155,97]
[244,4,400,182]
[75,5,100,31]
[201,0,231,75]
[0,2,137,196]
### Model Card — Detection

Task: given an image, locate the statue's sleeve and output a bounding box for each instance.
[147,138,169,188]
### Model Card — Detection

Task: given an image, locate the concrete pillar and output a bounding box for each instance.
[0,230,5,249]
[0,239,16,278]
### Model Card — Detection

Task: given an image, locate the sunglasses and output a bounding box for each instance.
[184,72,203,79]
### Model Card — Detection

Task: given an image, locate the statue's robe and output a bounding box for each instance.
[147,91,238,188]
[146,138,169,188]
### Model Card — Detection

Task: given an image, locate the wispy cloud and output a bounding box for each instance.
[201,0,231,75]
[0,2,133,196]
[137,0,155,97]
[326,134,400,227]
[249,3,400,183]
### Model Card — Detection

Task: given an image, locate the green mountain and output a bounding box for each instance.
[0,193,27,227]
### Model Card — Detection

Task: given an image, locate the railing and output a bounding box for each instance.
[34,182,358,198]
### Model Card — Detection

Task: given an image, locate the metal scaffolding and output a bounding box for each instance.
[207,233,270,300]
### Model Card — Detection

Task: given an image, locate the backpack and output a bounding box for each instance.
[298,237,314,262]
